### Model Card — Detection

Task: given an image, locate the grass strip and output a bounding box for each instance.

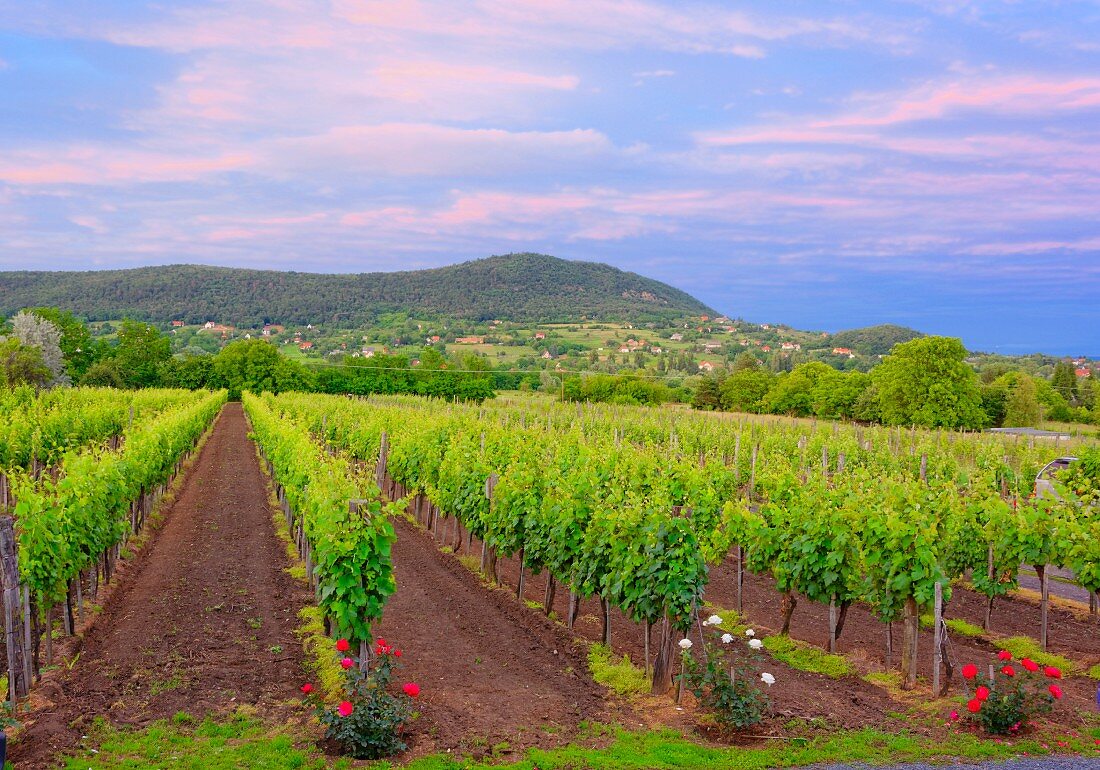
[763,635,856,679]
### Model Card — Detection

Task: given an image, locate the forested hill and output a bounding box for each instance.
[828,324,924,355]
[0,253,716,325]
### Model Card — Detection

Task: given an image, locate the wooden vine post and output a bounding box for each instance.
[348,499,374,671]
[1039,565,1051,651]
[483,473,499,584]
[932,581,943,696]
[375,430,389,492]
[1,517,29,701]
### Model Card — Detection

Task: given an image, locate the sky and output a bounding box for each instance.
[0,1,1098,355]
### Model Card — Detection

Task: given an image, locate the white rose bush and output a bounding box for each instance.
[680,618,774,731]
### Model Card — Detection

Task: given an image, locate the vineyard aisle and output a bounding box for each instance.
[371,516,614,757]
[10,403,313,769]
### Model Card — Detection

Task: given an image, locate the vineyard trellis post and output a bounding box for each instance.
[932,580,943,696]
[1,516,29,701]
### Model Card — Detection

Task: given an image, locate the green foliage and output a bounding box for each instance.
[873,336,986,429]
[762,635,855,679]
[243,392,396,643]
[0,337,51,388]
[210,339,314,400]
[587,643,650,698]
[563,373,672,406]
[11,389,226,606]
[1004,374,1041,427]
[114,319,172,388]
[0,254,714,326]
[829,324,924,356]
[682,629,770,731]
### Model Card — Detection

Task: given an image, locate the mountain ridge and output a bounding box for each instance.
[0,253,717,326]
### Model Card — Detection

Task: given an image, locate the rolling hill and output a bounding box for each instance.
[0,253,715,326]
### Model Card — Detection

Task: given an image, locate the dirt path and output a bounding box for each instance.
[10,403,312,769]
[373,516,614,760]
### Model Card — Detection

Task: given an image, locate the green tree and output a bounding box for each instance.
[872,336,986,429]
[1051,361,1078,404]
[212,339,313,400]
[26,307,96,379]
[763,362,832,417]
[719,367,774,413]
[0,337,51,388]
[1004,373,1041,427]
[114,320,172,388]
[810,369,871,420]
[731,350,760,372]
[691,374,724,411]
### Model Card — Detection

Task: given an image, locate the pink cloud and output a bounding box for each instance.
[0,149,254,186]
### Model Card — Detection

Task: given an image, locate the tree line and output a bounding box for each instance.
[691,336,1099,429]
[1,309,495,402]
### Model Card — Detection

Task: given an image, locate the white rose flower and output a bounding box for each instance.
[745,629,755,638]
[705,614,723,627]
[749,638,764,650]
[678,638,693,650]
[721,633,733,644]
[760,672,775,686]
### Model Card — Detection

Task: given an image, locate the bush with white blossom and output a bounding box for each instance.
[679,616,773,731]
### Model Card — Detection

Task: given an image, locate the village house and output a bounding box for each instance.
[534,332,546,340]
[761,344,772,352]
[1076,368,1093,378]
[454,336,485,344]
[781,342,801,351]
[670,333,684,342]
[298,341,314,351]
[262,324,285,337]
[832,347,855,358]
[171,320,185,327]
[698,361,716,372]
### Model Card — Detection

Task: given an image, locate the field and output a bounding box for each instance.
[1,389,1099,768]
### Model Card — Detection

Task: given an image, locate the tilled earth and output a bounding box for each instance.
[10,403,312,769]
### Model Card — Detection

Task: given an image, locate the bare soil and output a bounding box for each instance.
[10,404,313,769]
[372,517,616,760]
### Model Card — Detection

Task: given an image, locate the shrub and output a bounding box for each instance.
[681,619,772,731]
[302,637,419,759]
[956,650,1061,735]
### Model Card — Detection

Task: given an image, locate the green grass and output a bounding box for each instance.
[945,618,985,638]
[62,712,341,770]
[381,725,1100,770]
[996,636,1077,674]
[59,713,1100,770]
[1088,663,1100,680]
[700,604,748,634]
[296,605,344,699]
[587,643,650,698]
[763,635,856,679]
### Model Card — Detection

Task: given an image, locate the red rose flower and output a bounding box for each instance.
[1001,665,1015,677]
[1048,684,1062,700]
[403,682,420,698]
[1044,666,1062,679]
[336,638,351,652]
[967,698,982,713]
[1021,658,1039,672]
[961,664,978,679]
[394,649,402,658]
[337,701,353,717]
[300,683,313,694]
[997,650,1012,661]
[949,710,959,721]
[976,685,990,701]
[341,657,354,669]
[375,638,387,648]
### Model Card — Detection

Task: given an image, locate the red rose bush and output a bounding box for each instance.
[955,650,1063,735]
[301,637,421,759]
